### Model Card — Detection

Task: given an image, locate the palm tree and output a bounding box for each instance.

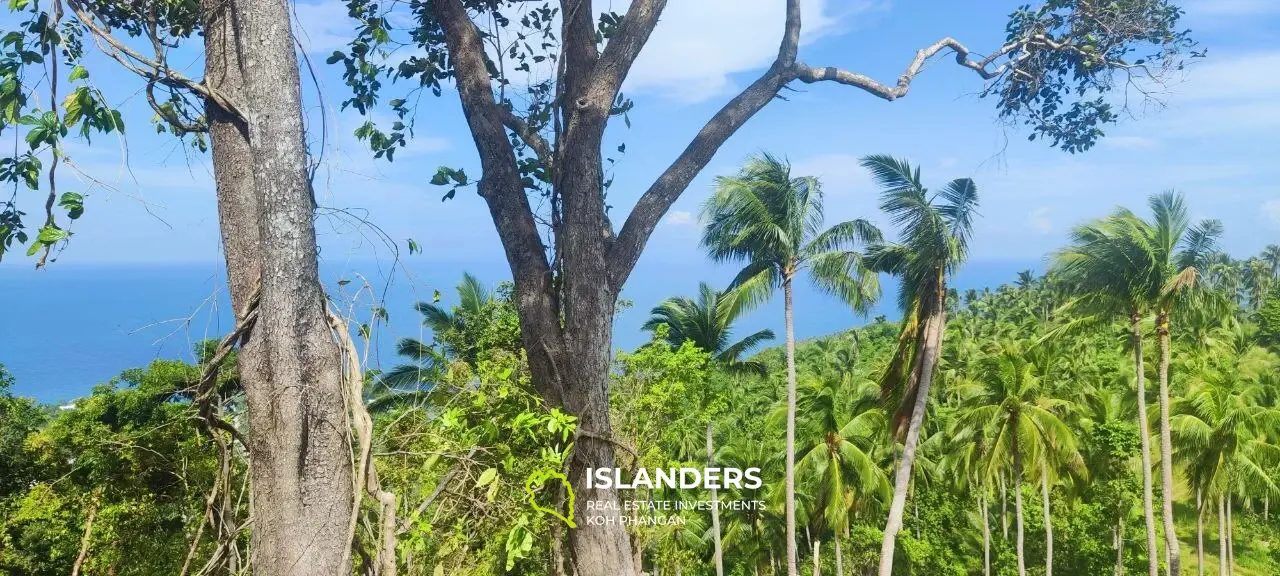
[1171,333,1280,576]
[412,272,496,366]
[642,281,776,373]
[1053,192,1222,576]
[642,281,775,576]
[1261,244,1280,279]
[857,155,979,576]
[794,377,890,575]
[954,344,1081,576]
[702,152,882,576]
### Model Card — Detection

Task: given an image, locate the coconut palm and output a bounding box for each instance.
[643,282,775,374]
[954,343,1081,576]
[1171,333,1280,576]
[412,272,497,366]
[856,155,979,576]
[1052,192,1222,576]
[642,282,775,576]
[1261,245,1280,279]
[702,152,881,576]
[793,377,890,574]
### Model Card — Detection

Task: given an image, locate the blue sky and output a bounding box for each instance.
[3,0,1279,399]
[7,0,1277,273]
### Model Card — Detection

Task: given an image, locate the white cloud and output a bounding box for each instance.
[792,153,873,196]
[623,0,882,102]
[664,210,696,227]
[1027,207,1053,235]
[1174,52,1280,103]
[1263,200,1280,230]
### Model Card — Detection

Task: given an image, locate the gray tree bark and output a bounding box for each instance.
[784,275,799,576]
[1117,515,1126,576]
[981,491,991,576]
[205,1,355,574]
[1226,495,1233,575]
[1132,313,1161,576]
[835,533,844,576]
[1157,314,1181,576]
[1014,433,1026,576]
[1218,496,1227,576]
[878,279,947,576]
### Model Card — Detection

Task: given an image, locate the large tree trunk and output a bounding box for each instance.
[1197,488,1204,576]
[1014,442,1026,576]
[1156,313,1181,576]
[813,539,822,576]
[1042,460,1053,576]
[1132,313,1160,576]
[708,423,724,576]
[877,279,947,576]
[209,1,355,574]
[784,275,799,576]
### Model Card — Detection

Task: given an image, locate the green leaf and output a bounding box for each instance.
[476,467,498,488]
[325,51,345,65]
[68,65,88,81]
[57,192,83,219]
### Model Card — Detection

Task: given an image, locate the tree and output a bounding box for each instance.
[643,281,775,576]
[954,344,1081,576]
[858,154,979,575]
[643,281,776,374]
[793,377,889,576]
[324,0,1196,571]
[702,152,881,575]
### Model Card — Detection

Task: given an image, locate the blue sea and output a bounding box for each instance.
[0,258,1036,403]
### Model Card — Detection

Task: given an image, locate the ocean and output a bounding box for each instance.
[0,258,1036,403]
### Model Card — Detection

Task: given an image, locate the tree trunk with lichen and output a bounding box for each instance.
[202,1,353,574]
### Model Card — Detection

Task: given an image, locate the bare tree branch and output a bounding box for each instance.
[606,0,804,290]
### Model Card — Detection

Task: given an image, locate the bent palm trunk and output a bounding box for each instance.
[877,284,947,576]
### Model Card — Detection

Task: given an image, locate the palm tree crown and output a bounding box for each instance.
[642,281,775,373]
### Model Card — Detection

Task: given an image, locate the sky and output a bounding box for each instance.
[2,0,1280,399]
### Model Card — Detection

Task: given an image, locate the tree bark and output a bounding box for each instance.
[708,423,724,576]
[1156,313,1181,576]
[1001,473,1009,540]
[878,277,947,576]
[1197,488,1204,576]
[981,491,991,576]
[217,1,354,574]
[784,275,799,576]
[1117,516,1127,576]
[1014,437,1026,576]
[1217,496,1226,576]
[835,534,844,576]
[813,539,822,576]
[1225,495,1233,575]
[1132,313,1160,576]
[1042,460,1053,576]
[71,492,99,576]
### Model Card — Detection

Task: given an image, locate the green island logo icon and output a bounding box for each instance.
[524,469,576,528]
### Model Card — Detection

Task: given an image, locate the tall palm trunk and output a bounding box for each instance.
[708,423,724,576]
[878,281,947,576]
[783,275,799,576]
[1156,312,1181,575]
[1132,313,1160,576]
[835,534,844,576]
[1116,515,1126,576]
[1196,488,1204,576]
[1042,460,1054,576]
[1001,473,1009,539]
[1225,495,1233,575]
[1217,496,1226,576]
[980,491,991,576]
[813,540,822,576]
[1014,444,1027,576]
